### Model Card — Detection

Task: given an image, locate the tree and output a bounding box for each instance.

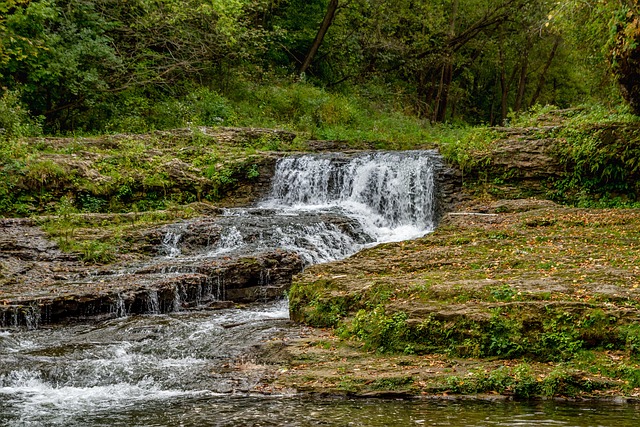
[611,0,640,114]
[0,0,268,131]
[0,0,51,79]
[547,0,638,114]
[299,0,339,76]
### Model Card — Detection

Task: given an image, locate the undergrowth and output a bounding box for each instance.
[438,104,640,207]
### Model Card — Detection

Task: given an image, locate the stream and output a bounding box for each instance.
[2,151,639,425]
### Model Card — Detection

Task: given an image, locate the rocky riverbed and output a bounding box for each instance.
[0,213,304,327]
[2,123,640,401]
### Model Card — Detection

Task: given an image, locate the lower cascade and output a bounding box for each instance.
[0,150,442,425]
[175,150,441,264]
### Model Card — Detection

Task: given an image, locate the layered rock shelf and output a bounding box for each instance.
[0,217,303,328]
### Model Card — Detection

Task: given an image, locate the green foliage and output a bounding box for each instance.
[620,324,640,359]
[438,127,499,175]
[547,113,640,206]
[538,311,584,358]
[0,0,265,133]
[489,284,516,302]
[485,309,526,358]
[444,364,540,397]
[350,307,412,353]
[3,0,625,133]
[326,299,640,362]
[0,90,41,139]
[245,164,259,180]
[102,87,238,133]
[369,376,414,390]
[0,0,51,72]
[442,361,617,398]
[443,104,640,206]
[226,79,437,148]
[288,278,354,327]
[510,104,640,127]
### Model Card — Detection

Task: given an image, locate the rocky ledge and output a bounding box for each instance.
[0,216,303,328]
[264,200,640,399]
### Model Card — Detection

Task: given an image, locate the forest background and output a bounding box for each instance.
[2,0,640,138]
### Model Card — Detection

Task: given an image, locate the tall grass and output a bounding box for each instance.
[92,78,475,150]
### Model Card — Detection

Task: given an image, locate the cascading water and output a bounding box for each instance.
[0,150,442,426]
[3,151,640,426]
[162,150,440,264]
[262,150,439,245]
[0,301,291,425]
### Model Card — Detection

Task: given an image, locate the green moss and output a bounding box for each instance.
[0,129,278,217]
[369,376,415,390]
[289,278,360,327]
[292,207,640,368]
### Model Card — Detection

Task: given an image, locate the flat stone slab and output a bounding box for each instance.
[0,218,303,328]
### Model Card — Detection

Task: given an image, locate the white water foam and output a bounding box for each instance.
[261,150,439,248]
[0,301,289,423]
[0,152,440,424]
[207,226,245,256]
[158,151,439,264]
[271,222,362,264]
[0,370,199,419]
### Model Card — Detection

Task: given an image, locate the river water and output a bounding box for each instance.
[2,151,639,425]
[2,303,639,426]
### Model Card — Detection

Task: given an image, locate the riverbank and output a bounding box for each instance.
[261,199,640,399]
[2,115,640,399]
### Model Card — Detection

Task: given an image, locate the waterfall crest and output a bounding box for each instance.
[261,150,440,246]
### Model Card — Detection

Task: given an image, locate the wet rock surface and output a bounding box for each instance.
[157,209,373,258]
[0,216,303,328]
[1,149,447,328]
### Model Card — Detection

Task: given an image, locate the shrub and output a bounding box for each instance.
[0,90,41,139]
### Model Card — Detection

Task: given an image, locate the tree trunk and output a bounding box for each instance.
[433,0,458,122]
[499,43,508,125]
[490,74,498,125]
[434,61,453,122]
[530,36,560,107]
[299,0,339,76]
[514,36,530,112]
[611,4,640,115]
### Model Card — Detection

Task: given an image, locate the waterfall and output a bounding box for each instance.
[0,150,443,425]
[146,290,160,314]
[157,150,440,264]
[207,226,244,257]
[162,228,184,258]
[261,150,440,245]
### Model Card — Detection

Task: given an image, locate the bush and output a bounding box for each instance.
[186,87,237,126]
[0,91,41,139]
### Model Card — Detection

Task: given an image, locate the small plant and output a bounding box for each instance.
[80,240,116,264]
[350,307,411,353]
[246,164,260,180]
[511,363,539,398]
[79,194,107,213]
[485,309,525,358]
[620,324,640,358]
[0,90,41,140]
[438,127,499,177]
[489,284,516,301]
